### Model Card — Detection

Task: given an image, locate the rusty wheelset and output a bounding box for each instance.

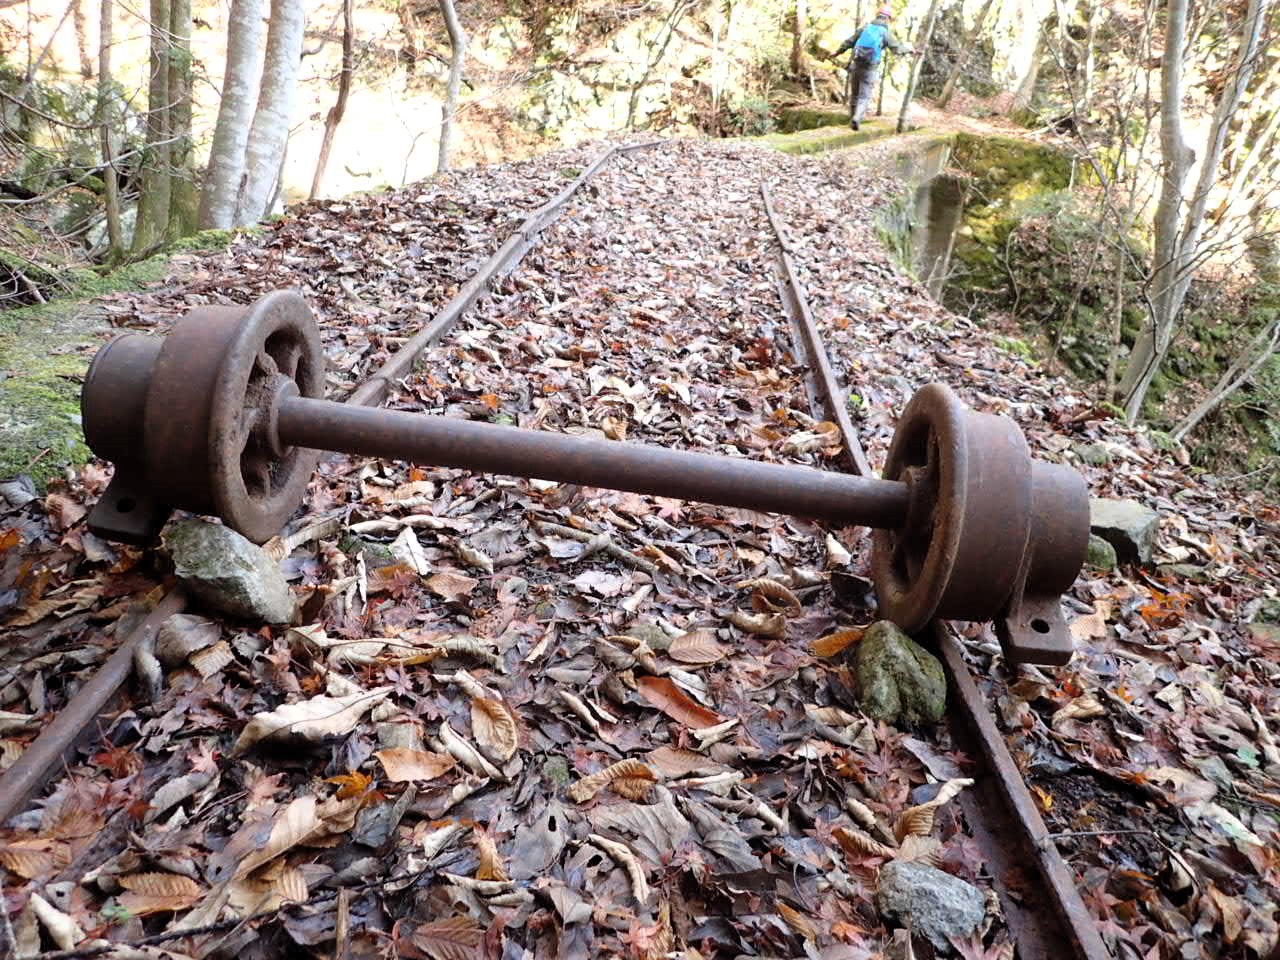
[81,291,1089,665]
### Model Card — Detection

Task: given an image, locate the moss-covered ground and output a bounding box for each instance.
[0,228,238,488]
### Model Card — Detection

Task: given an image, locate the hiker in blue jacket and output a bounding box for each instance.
[831,7,911,130]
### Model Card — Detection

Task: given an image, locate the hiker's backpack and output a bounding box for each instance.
[853,23,888,64]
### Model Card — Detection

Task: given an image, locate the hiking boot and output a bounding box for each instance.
[851,120,861,130]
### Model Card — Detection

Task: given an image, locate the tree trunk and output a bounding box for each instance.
[937,0,997,109]
[1171,317,1280,442]
[235,0,305,225]
[310,0,354,198]
[97,0,122,257]
[198,0,265,229]
[1103,242,1125,400]
[132,0,172,254]
[71,0,92,78]
[790,0,806,76]
[1013,28,1044,112]
[166,0,197,238]
[1080,0,1100,116]
[897,0,945,133]
[436,0,466,174]
[1118,0,1268,419]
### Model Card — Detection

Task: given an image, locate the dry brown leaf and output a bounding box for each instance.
[117,872,203,915]
[0,839,68,879]
[635,676,724,729]
[896,834,944,867]
[810,627,865,658]
[227,861,309,916]
[426,570,479,601]
[893,805,937,843]
[411,916,485,960]
[375,748,457,783]
[1069,602,1111,640]
[1051,695,1106,729]
[5,587,102,627]
[232,688,389,754]
[667,629,728,665]
[736,577,801,613]
[778,902,818,942]
[894,778,975,842]
[473,827,510,882]
[644,746,725,778]
[471,696,519,761]
[725,609,786,638]
[833,826,897,860]
[567,758,658,803]
[119,873,203,899]
[190,640,234,677]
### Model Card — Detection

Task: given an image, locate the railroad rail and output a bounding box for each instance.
[0,140,661,824]
[761,180,1110,960]
[4,142,1110,960]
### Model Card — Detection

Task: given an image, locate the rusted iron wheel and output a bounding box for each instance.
[83,291,324,544]
[871,383,1034,631]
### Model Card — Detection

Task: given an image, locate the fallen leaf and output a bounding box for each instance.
[474,827,510,882]
[471,696,519,761]
[833,826,896,860]
[375,748,457,783]
[411,915,485,960]
[779,902,818,941]
[725,609,786,637]
[567,758,658,802]
[667,629,728,665]
[810,626,864,657]
[232,689,389,753]
[636,676,724,729]
[426,570,479,601]
[736,577,801,613]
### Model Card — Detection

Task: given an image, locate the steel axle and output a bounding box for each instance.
[81,291,1090,665]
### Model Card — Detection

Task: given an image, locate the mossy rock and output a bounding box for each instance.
[777,106,849,134]
[756,121,895,156]
[1086,534,1117,572]
[853,621,946,727]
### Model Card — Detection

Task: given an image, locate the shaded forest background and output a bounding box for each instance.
[1,0,1278,483]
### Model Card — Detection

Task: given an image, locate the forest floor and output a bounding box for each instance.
[1,130,1278,960]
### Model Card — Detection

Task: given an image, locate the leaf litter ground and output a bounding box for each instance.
[1,135,1278,960]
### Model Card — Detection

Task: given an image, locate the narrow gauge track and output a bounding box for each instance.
[5,139,1106,960]
[0,140,662,824]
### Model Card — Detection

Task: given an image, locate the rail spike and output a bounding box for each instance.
[81,291,1089,666]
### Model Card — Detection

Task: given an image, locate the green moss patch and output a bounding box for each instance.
[755,119,898,155]
[0,253,171,488]
[776,105,849,133]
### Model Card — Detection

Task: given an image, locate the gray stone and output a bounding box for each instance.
[1073,442,1112,466]
[854,621,946,727]
[1089,498,1160,566]
[1085,534,1117,572]
[876,860,986,954]
[165,519,296,623]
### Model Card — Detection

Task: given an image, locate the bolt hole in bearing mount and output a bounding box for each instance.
[79,291,1091,666]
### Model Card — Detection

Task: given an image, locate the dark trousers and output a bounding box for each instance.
[850,61,881,124]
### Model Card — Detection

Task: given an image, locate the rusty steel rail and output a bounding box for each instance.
[0,590,187,823]
[760,186,1111,959]
[0,142,664,825]
[937,626,1113,960]
[348,139,664,408]
[761,181,873,478]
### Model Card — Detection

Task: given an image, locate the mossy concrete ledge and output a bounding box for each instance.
[0,231,238,488]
